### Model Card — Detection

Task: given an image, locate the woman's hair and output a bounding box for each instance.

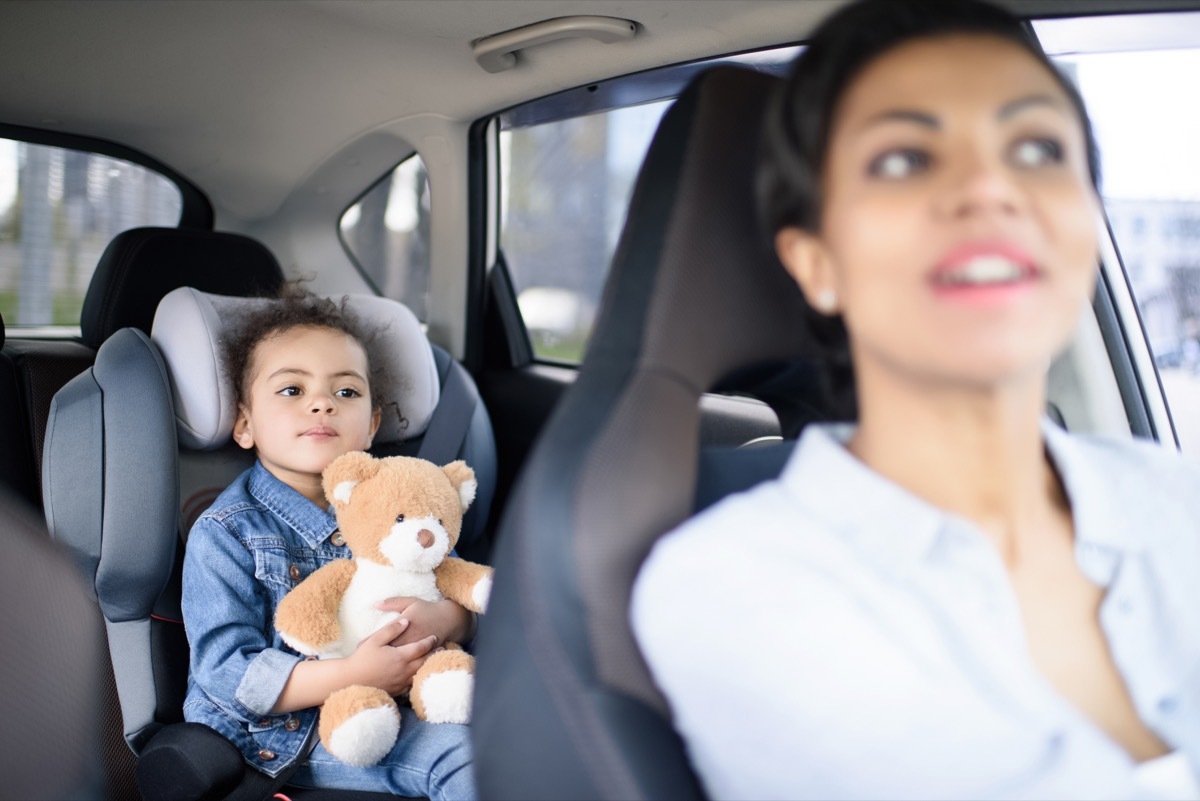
[224,285,386,411]
[757,0,1102,418]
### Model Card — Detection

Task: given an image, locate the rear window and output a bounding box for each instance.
[0,138,182,329]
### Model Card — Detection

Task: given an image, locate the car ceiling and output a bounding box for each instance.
[0,0,1196,223]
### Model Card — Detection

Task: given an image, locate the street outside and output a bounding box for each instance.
[1157,368,1200,453]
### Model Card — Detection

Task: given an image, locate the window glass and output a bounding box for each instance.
[498,46,798,363]
[0,139,181,328]
[340,155,431,321]
[1037,14,1200,449]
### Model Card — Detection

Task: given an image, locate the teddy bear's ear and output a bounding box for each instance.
[322,451,381,508]
[442,460,477,512]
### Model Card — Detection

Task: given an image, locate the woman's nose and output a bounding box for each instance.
[938,153,1021,220]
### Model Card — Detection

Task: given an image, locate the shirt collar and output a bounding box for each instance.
[779,423,945,572]
[247,461,339,549]
[1040,420,1144,554]
[779,420,1143,573]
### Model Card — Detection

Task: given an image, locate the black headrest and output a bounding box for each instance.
[80,227,284,348]
[0,309,5,349]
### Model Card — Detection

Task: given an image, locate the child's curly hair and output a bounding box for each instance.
[223,285,386,412]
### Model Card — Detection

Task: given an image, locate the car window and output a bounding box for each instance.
[340,154,431,321]
[1036,12,1200,450]
[497,46,798,363]
[0,138,181,329]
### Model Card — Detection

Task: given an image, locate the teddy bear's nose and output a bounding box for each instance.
[417,529,435,549]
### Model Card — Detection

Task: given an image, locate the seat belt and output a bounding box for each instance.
[416,350,478,466]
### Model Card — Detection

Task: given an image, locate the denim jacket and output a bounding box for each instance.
[182,461,349,777]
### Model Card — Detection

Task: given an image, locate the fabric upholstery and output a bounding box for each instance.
[81,227,284,348]
[475,66,815,800]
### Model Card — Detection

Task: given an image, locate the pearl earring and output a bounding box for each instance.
[815,288,837,313]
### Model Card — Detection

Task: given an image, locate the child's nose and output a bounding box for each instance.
[310,395,334,413]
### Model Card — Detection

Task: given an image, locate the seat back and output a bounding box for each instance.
[473,66,821,799]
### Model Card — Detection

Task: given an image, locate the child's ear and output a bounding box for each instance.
[367,408,382,447]
[232,404,255,450]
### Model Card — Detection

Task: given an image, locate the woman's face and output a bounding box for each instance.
[778,34,1101,391]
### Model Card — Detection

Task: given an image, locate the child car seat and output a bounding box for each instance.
[43,260,496,798]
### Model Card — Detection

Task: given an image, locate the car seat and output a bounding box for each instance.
[42,255,495,797]
[472,65,828,799]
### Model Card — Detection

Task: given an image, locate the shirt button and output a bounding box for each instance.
[289,564,301,581]
[331,531,345,547]
[258,749,277,761]
[285,716,301,732]
[1117,598,1134,614]
[1158,696,1179,715]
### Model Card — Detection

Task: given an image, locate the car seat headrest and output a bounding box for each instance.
[81,227,284,348]
[0,309,5,348]
[151,287,439,450]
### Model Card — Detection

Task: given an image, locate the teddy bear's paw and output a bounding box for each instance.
[278,631,320,658]
[326,705,401,767]
[472,574,492,613]
[414,669,474,724]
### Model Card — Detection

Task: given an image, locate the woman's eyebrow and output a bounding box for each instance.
[997,93,1066,120]
[858,109,940,132]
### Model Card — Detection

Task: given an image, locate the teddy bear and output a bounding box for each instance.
[274,451,493,767]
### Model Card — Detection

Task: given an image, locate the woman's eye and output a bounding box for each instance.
[278,386,301,397]
[396,514,405,523]
[868,148,929,179]
[1010,137,1062,168]
[335,387,361,399]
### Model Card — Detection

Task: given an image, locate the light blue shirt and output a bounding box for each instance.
[631,422,1200,800]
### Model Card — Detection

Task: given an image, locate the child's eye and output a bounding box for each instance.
[335,387,362,399]
[867,148,930,179]
[396,514,405,523]
[1009,137,1063,168]
[278,386,302,397]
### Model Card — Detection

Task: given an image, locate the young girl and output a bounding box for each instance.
[632,1,1200,799]
[181,292,477,799]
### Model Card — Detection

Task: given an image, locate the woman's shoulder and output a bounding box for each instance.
[1050,425,1200,495]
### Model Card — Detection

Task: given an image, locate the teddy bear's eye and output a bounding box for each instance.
[396,514,405,523]
[438,519,443,527]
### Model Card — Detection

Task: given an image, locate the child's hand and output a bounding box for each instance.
[346,619,438,696]
[376,596,475,647]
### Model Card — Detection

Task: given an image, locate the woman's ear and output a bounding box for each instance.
[775,226,840,316]
[232,404,255,450]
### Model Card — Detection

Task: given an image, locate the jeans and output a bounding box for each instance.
[289,706,476,800]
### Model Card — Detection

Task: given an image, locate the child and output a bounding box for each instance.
[181,291,477,799]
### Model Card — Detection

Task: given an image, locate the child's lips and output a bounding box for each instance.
[302,426,338,439]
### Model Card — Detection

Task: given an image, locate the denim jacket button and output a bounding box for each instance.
[289,564,301,581]
[285,716,301,731]
[258,718,271,727]
[331,531,345,547]
[258,749,277,761]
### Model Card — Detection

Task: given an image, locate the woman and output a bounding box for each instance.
[631,1,1200,798]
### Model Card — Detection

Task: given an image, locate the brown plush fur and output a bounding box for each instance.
[409,646,474,721]
[435,556,491,613]
[319,685,396,748]
[274,558,356,653]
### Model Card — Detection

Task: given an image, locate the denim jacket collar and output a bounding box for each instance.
[246,461,338,548]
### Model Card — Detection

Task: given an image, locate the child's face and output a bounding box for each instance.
[233,325,381,499]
